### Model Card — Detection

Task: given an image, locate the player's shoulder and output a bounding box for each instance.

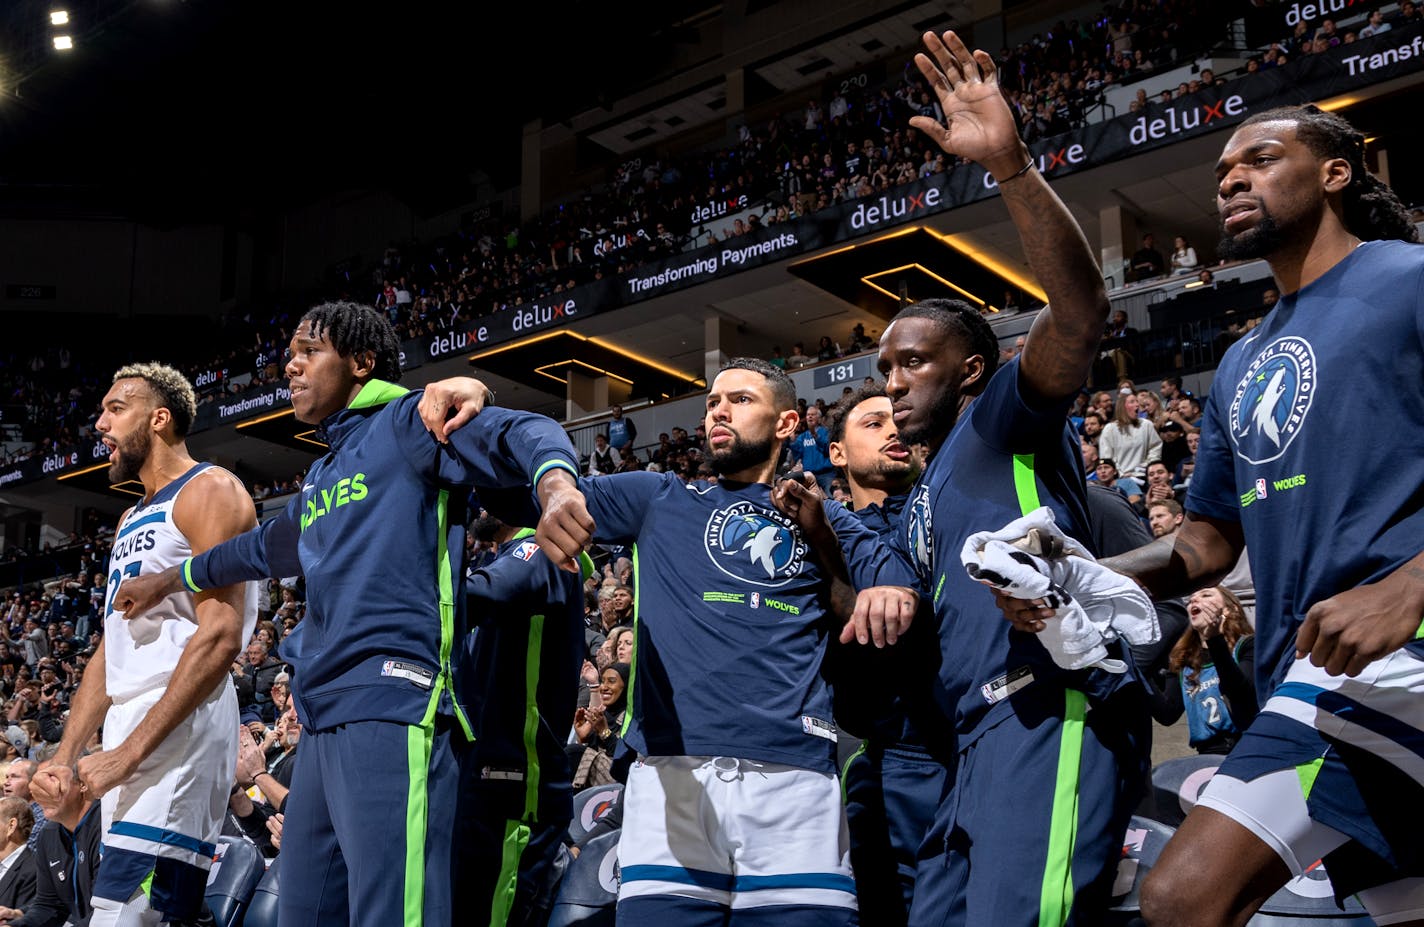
[173,464,257,525]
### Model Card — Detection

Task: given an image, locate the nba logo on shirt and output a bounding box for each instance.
[513,541,538,562]
[382,660,395,675]
[1254,479,1267,501]
[751,593,760,609]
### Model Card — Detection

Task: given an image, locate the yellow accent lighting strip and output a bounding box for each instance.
[534,360,636,387]
[469,331,703,386]
[55,462,109,481]
[861,263,988,309]
[933,232,1048,303]
[235,408,295,429]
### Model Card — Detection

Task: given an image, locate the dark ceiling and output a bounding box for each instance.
[0,0,711,223]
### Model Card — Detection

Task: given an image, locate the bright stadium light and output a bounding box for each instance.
[50,10,69,25]
[53,35,72,50]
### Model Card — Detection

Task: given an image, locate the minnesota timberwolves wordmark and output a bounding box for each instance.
[704,501,807,587]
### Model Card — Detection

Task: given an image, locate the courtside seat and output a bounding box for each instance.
[567,784,623,844]
[204,837,265,927]
[240,855,280,927]
[548,830,619,927]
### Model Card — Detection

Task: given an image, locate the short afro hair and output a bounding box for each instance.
[828,383,889,445]
[892,298,1000,392]
[112,362,198,437]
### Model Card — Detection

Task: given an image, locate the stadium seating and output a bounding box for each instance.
[203,837,265,927]
[240,855,280,927]
[547,830,620,927]
[567,783,623,844]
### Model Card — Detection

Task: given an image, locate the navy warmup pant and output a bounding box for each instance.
[279,718,459,926]
[908,687,1150,927]
[843,742,948,926]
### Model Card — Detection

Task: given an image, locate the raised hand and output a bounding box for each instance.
[908,31,1031,181]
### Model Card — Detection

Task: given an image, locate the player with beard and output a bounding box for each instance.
[864,30,1153,927]
[417,359,919,927]
[1074,106,1424,926]
[824,385,949,926]
[31,363,258,927]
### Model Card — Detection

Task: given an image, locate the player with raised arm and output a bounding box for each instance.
[31,363,258,927]
[1074,106,1424,927]
[862,30,1153,927]
[419,359,918,927]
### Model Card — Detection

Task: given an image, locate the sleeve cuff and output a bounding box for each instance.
[533,458,579,484]
[181,558,204,594]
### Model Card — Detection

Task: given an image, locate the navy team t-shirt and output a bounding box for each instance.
[1187,239,1424,696]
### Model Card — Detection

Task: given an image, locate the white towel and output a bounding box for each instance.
[959,507,1159,673]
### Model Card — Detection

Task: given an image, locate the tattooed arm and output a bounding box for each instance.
[1099,512,1244,599]
[909,30,1108,405]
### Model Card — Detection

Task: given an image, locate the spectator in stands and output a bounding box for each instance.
[1148,587,1256,755]
[1095,458,1143,507]
[572,663,629,758]
[1169,236,1200,274]
[0,796,36,912]
[1359,9,1392,37]
[235,640,285,723]
[816,336,841,362]
[588,434,616,476]
[769,347,787,369]
[1100,310,1136,381]
[785,343,813,369]
[606,405,637,452]
[1144,460,1183,508]
[1159,419,1191,475]
[1147,499,1185,538]
[847,323,875,353]
[2,763,43,854]
[1135,390,1167,428]
[1395,0,1421,26]
[1098,391,1162,478]
[1131,234,1166,281]
[1081,438,1100,476]
[790,405,835,492]
[1080,411,1106,446]
[3,780,99,927]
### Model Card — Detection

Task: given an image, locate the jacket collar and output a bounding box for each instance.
[315,379,408,448]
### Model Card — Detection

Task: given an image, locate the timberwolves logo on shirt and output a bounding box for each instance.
[1227,336,1316,465]
[905,484,934,580]
[704,501,807,588]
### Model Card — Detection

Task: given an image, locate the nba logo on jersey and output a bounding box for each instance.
[751,593,760,609]
[513,541,538,562]
[1254,479,1267,501]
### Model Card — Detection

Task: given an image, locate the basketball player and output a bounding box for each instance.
[419,359,919,926]
[824,385,947,926]
[114,302,583,926]
[1078,106,1424,926]
[32,363,259,926]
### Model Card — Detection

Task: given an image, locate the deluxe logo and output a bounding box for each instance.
[512,298,577,332]
[428,326,491,359]
[850,186,942,230]
[982,144,1086,189]
[41,451,78,474]
[300,472,370,531]
[1285,0,1359,25]
[1130,94,1246,146]
[89,440,109,462]
[194,368,227,388]
[690,195,750,225]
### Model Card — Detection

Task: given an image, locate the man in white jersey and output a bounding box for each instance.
[31,363,258,926]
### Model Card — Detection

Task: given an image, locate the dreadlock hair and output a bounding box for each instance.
[718,357,797,412]
[1242,105,1418,244]
[892,299,1001,394]
[828,383,888,446]
[111,362,198,437]
[300,301,403,382]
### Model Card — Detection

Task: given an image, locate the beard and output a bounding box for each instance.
[705,429,777,476]
[897,386,961,447]
[1218,211,1285,261]
[857,456,919,494]
[107,427,152,484]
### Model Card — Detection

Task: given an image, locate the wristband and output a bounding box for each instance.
[994,159,1035,185]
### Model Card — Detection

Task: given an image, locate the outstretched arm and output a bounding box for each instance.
[910,31,1108,404]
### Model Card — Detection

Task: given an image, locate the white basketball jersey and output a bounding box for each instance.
[104,463,259,700]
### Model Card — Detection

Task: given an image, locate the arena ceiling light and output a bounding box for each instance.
[52,35,73,50]
[50,10,69,25]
